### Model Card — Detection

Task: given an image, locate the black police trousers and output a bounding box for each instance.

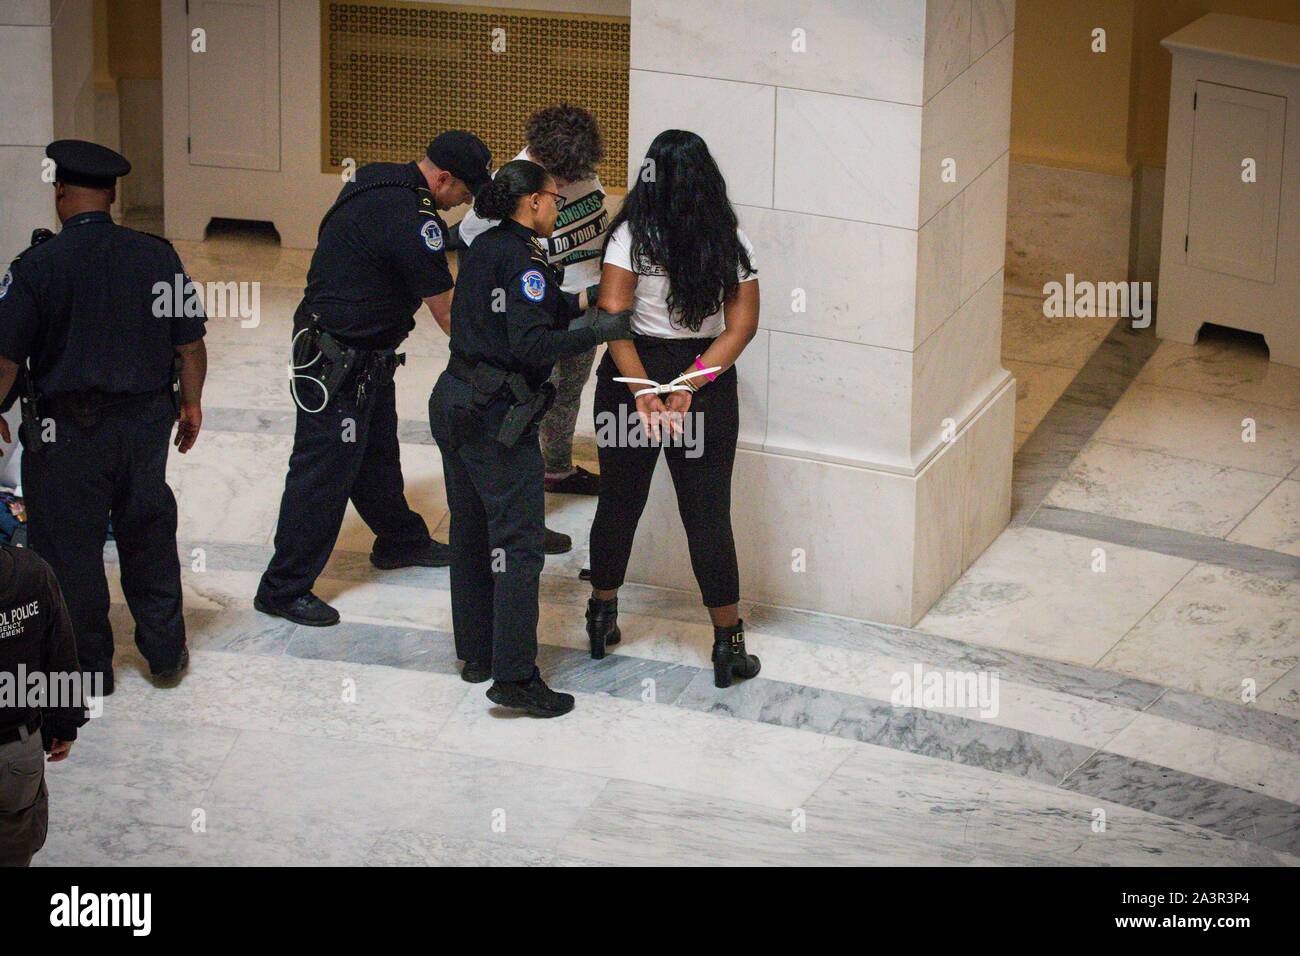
[428,371,545,683]
[588,339,741,608]
[21,390,185,675]
[258,377,432,603]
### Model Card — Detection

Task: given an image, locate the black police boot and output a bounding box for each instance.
[150,647,190,689]
[254,592,340,627]
[543,527,572,555]
[586,596,621,660]
[486,669,575,717]
[461,660,492,684]
[370,539,452,570]
[712,620,760,689]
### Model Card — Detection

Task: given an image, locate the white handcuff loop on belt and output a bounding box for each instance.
[288,326,330,414]
[613,365,721,398]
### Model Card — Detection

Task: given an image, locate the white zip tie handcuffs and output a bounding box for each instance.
[613,366,721,398]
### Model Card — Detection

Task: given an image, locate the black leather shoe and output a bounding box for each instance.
[150,647,190,688]
[545,465,600,496]
[586,595,621,660]
[254,592,340,627]
[543,527,572,555]
[370,540,452,569]
[461,661,492,684]
[486,670,575,717]
[712,620,760,688]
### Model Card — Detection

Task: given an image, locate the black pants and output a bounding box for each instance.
[429,371,544,682]
[588,338,740,608]
[258,375,431,604]
[21,390,185,675]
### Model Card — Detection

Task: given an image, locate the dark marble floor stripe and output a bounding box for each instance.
[672,671,1095,787]
[1145,688,1300,755]
[1029,505,1300,583]
[1011,318,1160,525]
[1059,751,1300,855]
[143,603,1300,852]
[106,537,1299,748]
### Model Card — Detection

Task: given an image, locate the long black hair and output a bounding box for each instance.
[608,130,753,332]
[474,159,551,220]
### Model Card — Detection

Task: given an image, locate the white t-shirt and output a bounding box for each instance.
[603,222,758,338]
[458,147,609,292]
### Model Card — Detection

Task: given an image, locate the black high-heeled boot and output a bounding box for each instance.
[586,596,621,660]
[712,620,760,688]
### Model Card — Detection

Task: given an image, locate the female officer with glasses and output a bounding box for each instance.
[429,160,633,717]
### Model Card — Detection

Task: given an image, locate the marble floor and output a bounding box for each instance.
[32,204,1299,867]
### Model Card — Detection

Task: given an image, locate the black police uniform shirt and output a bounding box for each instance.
[0,544,87,745]
[0,211,207,396]
[450,218,595,390]
[304,161,454,350]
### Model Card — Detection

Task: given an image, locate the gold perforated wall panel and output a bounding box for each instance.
[321,1,629,187]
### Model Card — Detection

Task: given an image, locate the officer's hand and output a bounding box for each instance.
[590,308,634,343]
[47,739,73,762]
[0,416,10,449]
[175,402,202,454]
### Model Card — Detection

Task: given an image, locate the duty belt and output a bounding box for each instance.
[293,311,405,409]
[447,353,555,447]
[24,387,169,447]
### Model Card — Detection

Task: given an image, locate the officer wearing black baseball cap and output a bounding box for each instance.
[0,139,208,693]
[427,130,493,194]
[255,130,491,627]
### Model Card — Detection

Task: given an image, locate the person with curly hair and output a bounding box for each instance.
[456,105,612,556]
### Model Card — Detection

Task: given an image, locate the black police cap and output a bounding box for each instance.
[427,131,492,193]
[46,139,131,189]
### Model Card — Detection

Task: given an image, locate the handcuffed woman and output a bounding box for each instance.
[585,130,762,688]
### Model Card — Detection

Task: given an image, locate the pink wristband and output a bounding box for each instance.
[694,356,717,382]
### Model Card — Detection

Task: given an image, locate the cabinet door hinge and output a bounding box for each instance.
[186,136,191,154]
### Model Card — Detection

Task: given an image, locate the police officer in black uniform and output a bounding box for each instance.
[0,140,207,694]
[429,160,632,717]
[255,131,491,627]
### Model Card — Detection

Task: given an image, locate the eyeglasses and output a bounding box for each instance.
[539,190,566,211]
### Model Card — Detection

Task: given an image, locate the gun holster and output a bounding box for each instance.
[456,358,555,448]
[17,371,45,452]
[496,380,556,448]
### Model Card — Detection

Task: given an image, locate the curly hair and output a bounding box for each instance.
[525,104,603,183]
[607,130,754,333]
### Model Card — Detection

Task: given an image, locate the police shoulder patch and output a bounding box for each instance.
[420,219,444,253]
[0,269,12,301]
[520,269,546,302]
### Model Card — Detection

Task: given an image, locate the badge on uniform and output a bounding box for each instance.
[521,269,546,302]
[421,219,444,253]
[0,269,11,301]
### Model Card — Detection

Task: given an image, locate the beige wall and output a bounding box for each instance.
[1011,0,1300,175]
[106,0,161,80]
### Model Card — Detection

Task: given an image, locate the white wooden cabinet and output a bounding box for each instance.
[1158,15,1300,367]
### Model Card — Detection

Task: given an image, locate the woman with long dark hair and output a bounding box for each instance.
[585,130,761,688]
[429,159,632,717]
